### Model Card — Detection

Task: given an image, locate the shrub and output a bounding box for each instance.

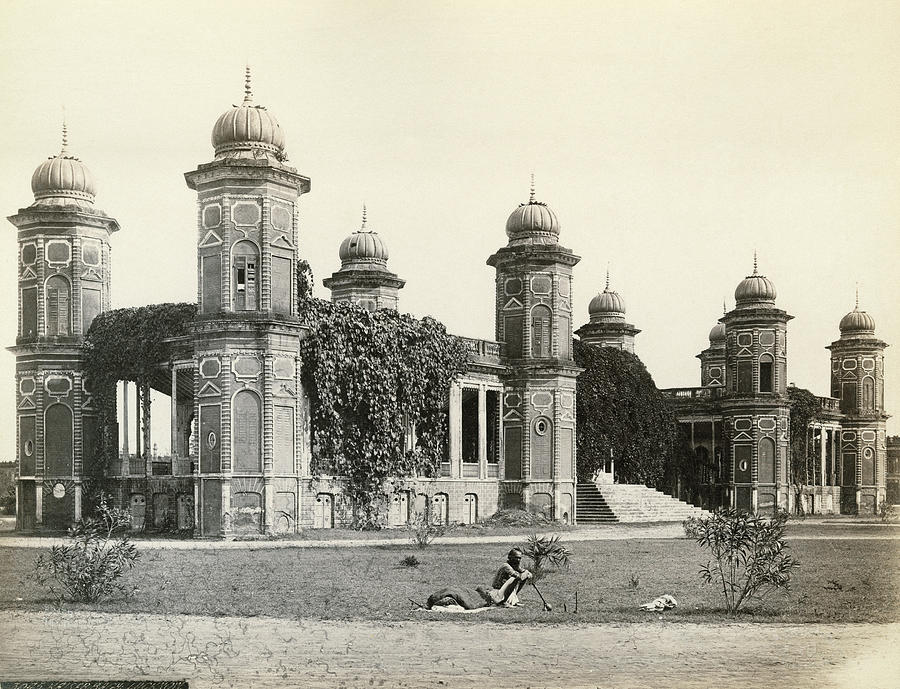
[30,494,139,603]
[694,508,799,615]
[481,508,551,528]
[879,502,897,523]
[399,555,420,568]
[627,573,640,590]
[521,533,570,581]
[408,513,453,549]
[682,515,703,539]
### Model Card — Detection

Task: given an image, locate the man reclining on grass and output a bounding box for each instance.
[426,548,534,610]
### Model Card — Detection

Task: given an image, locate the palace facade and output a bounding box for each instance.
[9,75,890,533]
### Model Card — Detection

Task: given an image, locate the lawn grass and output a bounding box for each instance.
[2,533,897,625]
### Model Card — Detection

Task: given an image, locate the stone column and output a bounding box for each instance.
[171,367,178,460]
[820,427,826,490]
[448,382,461,478]
[122,381,130,476]
[478,385,487,480]
[74,481,82,521]
[35,483,43,526]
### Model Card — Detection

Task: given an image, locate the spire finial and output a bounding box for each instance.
[752,250,758,275]
[855,283,859,310]
[243,65,253,104]
[723,299,727,315]
[605,264,610,291]
[361,203,367,230]
[60,111,69,155]
[529,172,535,203]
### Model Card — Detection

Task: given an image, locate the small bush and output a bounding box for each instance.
[399,555,420,568]
[30,494,139,603]
[481,509,551,528]
[521,533,570,581]
[628,573,640,590]
[682,516,703,539]
[879,502,897,523]
[408,513,453,549]
[694,508,799,615]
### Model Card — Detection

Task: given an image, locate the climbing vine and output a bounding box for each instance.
[298,298,468,527]
[82,303,198,470]
[787,385,825,512]
[574,340,676,486]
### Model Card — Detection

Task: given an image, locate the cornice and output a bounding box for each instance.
[487,243,581,269]
[8,206,120,233]
[184,159,311,194]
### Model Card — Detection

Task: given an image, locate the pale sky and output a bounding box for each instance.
[1,0,898,459]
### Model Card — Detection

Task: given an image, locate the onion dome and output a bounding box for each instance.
[505,176,560,242]
[588,270,626,321]
[211,67,285,159]
[840,291,876,334]
[30,123,96,206]
[337,205,390,270]
[709,322,726,342]
[734,253,776,305]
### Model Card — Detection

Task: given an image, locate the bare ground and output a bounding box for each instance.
[1,611,897,689]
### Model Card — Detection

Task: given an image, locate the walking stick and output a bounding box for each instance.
[531,579,552,612]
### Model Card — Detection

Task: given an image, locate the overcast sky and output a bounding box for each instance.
[1,0,898,459]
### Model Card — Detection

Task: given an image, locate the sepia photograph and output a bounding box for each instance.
[0,1,898,687]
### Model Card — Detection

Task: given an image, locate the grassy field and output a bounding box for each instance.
[2,531,898,624]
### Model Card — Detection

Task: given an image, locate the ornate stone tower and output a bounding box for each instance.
[720,257,793,514]
[575,270,640,352]
[8,125,120,530]
[184,70,311,536]
[487,181,581,523]
[698,307,727,388]
[827,296,889,515]
[323,206,405,310]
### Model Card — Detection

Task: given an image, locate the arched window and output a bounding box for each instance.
[758,354,774,393]
[531,305,552,358]
[44,403,73,475]
[45,275,71,336]
[862,377,875,410]
[232,390,261,472]
[232,241,259,311]
[758,437,775,483]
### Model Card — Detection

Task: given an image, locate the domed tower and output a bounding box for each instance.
[827,294,889,515]
[184,70,311,537]
[697,305,727,388]
[322,206,405,310]
[720,255,793,514]
[8,124,120,531]
[486,178,581,522]
[575,270,640,353]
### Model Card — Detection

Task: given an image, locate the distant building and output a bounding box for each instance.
[663,269,889,516]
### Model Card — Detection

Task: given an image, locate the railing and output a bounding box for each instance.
[816,396,839,411]
[660,387,721,400]
[119,454,195,477]
[458,336,502,361]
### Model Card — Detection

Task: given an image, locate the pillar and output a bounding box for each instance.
[171,367,178,458]
[478,386,487,479]
[74,482,82,521]
[448,382,461,478]
[122,381,130,475]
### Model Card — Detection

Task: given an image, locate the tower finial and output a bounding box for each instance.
[529,172,535,203]
[723,299,727,315]
[753,249,758,275]
[361,203,367,230]
[855,282,859,310]
[243,65,253,104]
[605,264,610,291]
[60,110,69,155]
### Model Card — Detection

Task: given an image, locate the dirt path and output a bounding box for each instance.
[1,611,896,689]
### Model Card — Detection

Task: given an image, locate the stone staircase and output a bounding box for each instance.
[575,483,619,523]
[593,483,710,523]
